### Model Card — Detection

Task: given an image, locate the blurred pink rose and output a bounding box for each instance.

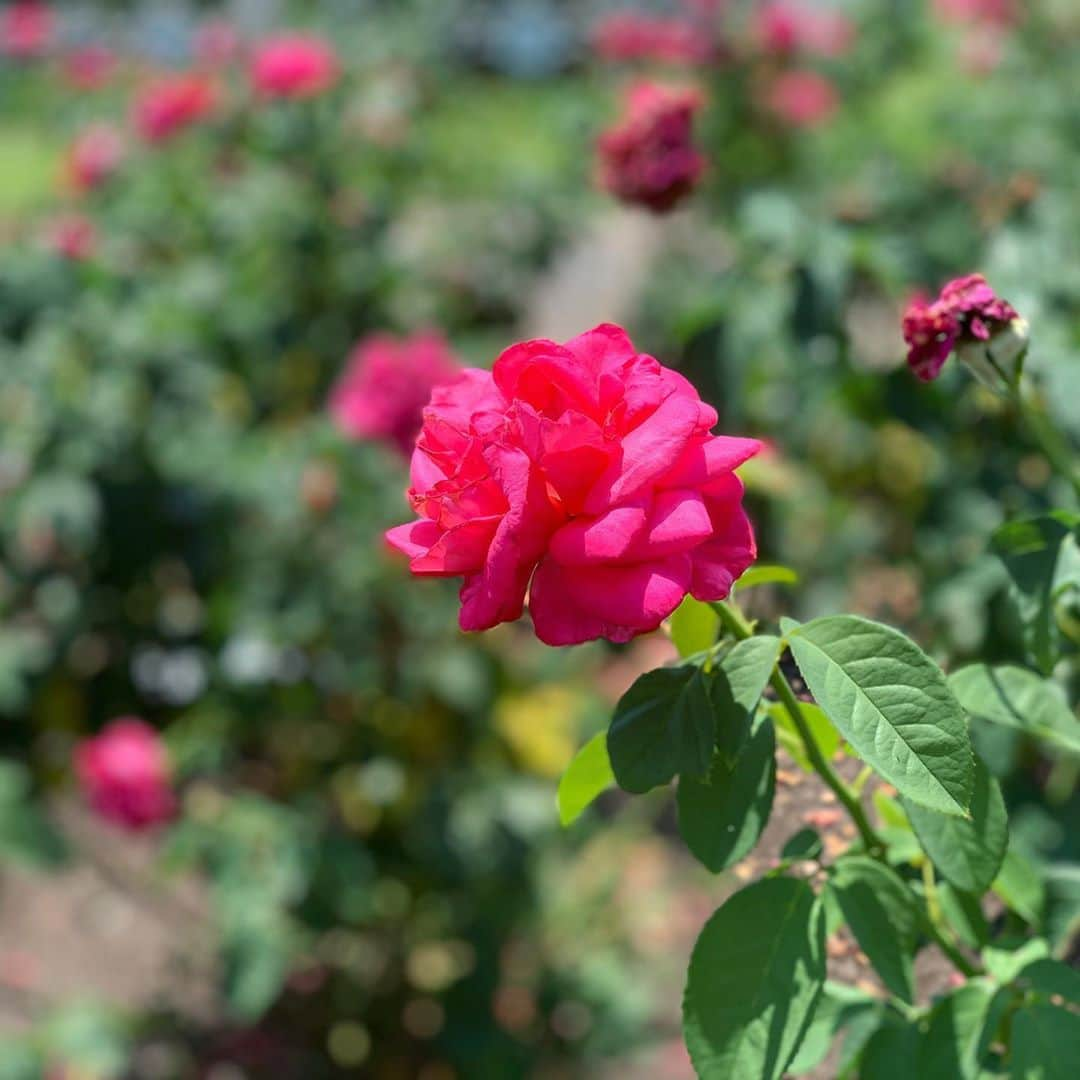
[592,13,716,65]
[330,331,462,456]
[387,324,760,646]
[44,214,96,260]
[0,1,52,58]
[75,718,177,831]
[64,124,125,194]
[250,34,339,99]
[132,75,218,143]
[764,69,838,127]
[597,81,706,212]
[61,44,117,90]
[933,0,1017,26]
[754,2,855,58]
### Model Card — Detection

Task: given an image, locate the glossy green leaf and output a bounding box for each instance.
[607,665,715,793]
[949,665,1080,758]
[768,700,840,772]
[669,595,720,659]
[677,716,776,873]
[991,512,1080,675]
[557,733,614,826]
[828,856,919,1002]
[1010,1002,1080,1080]
[735,564,800,590]
[714,635,782,764]
[917,982,997,1080]
[786,983,879,1076]
[787,615,974,816]
[902,757,1008,894]
[683,877,826,1080]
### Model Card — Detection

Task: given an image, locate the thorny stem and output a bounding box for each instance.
[711,601,885,858]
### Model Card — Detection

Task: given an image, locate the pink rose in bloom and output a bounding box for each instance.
[764,69,839,127]
[194,18,241,68]
[61,44,117,90]
[754,2,856,58]
[132,75,218,143]
[64,124,125,194]
[386,324,761,646]
[75,718,177,831]
[592,13,716,65]
[597,82,706,213]
[902,273,1018,381]
[250,34,339,99]
[0,1,52,58]
[330,331,462,457]
[44,214,96,261]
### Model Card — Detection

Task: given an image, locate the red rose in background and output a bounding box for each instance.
[0,1,53,59]
[330,331,462,457]
[764,69,838,127]
[597,82,706,213]
[75,719,177,831]
[44,214,96,260]
[132,75,217,143]
[592,13,716,65]
[902,273,1019,381]
[62,44,117,90]
[64,124,125,194]
[386,324,760,646]
[754,2,856,58]
[250,34,339,99]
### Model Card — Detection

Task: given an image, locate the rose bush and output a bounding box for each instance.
[387,324,760,645]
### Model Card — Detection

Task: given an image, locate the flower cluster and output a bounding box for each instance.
[75,719,177,831]
[597,82,706,212]
[386,325,760,646]
[330,331,462,457]
[902,273,1020,381]
[250,34,340,100]
[133,75,219,144]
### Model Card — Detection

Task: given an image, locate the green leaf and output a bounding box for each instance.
[786,983,880,1075]
[828,856,920,1002]
[1017,958,1080,1004]
[223,923,292,1021]
[669,595,720,658]
[786,615,974,816]
[917,982,997,1080]
[939,883,992,949]
[992,512,1080,675]
[557,733,614,826]
[949,665,1080,758]
[683,877,826,1080]
[735,564,800,590]
[607,665,716,793]
[1010,1002,1080,1080]
[677,716,776,873]
[993,848,1046,926]
[902,756,1008,895]
[782,827,824,862]
[859,1020,923,1080]
[769,699,840,772]
[0,761,68,869]
[714,635,782,764]
[983,940,1050,984]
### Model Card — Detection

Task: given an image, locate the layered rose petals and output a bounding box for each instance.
[387,324,761,646]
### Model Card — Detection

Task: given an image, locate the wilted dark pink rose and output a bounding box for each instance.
[75,718,177,831]
[386,324,760,646]
[592,13,716,65]
[933,0,1017,26]
[132,75,218,143]
[597,82,706,213]
[250,34,339,99]
[764,69,838,127]
[0,1,52,58]
[330,331,462,456]
[754,2,855,58]
[64,124,125,194]
[44,214,96,260]
[902,273,1019,380]
[61,44,117,90]
[194,18,241,68]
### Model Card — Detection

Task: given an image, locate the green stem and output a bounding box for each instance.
[712,601,885,858]
[922,861,982,978]
[1012,384,1080,499]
